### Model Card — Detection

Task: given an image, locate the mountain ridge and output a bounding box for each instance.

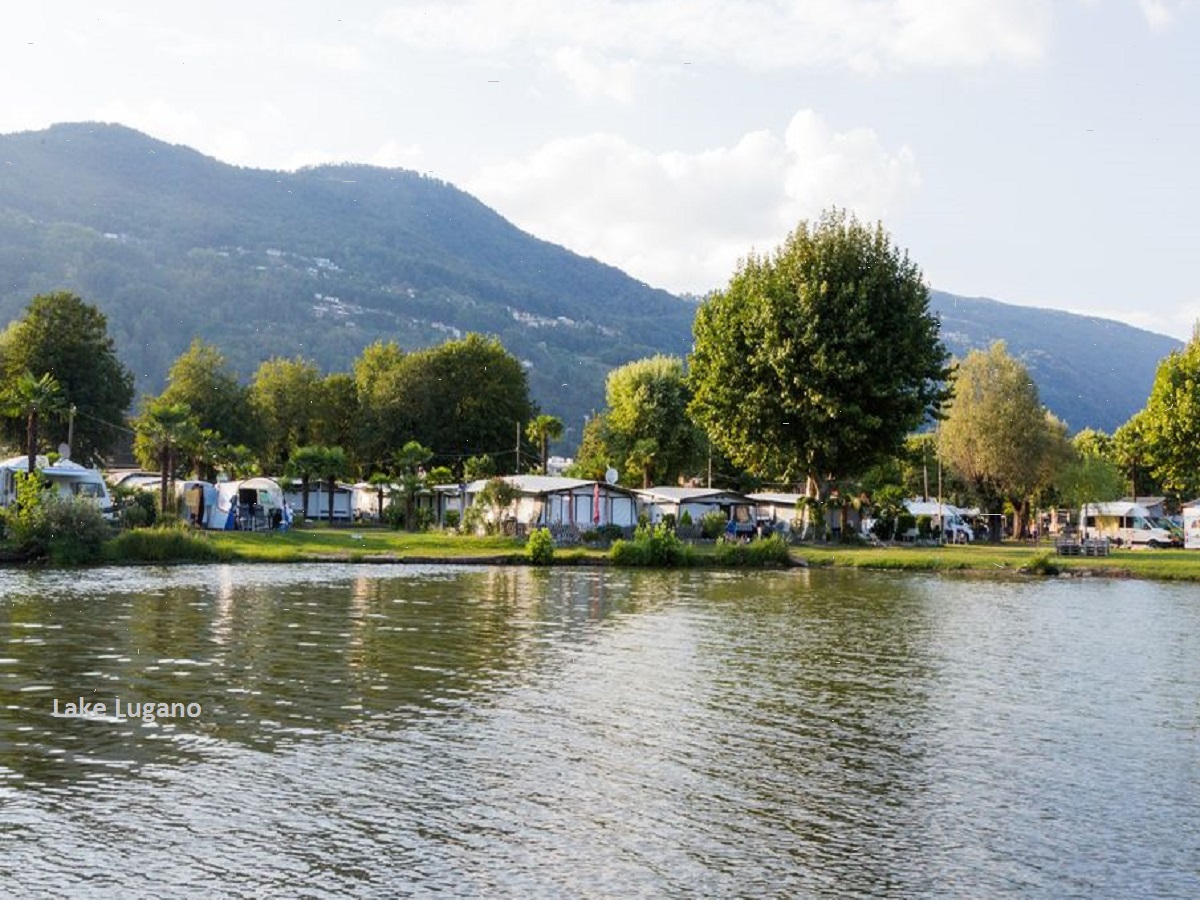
[0,122,1179,439]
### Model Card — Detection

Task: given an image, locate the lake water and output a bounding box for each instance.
[1,564,1198,898]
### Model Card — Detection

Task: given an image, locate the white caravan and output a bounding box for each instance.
[904,500,974,543]
[1081,501,1178,548]
[0,455,116,519]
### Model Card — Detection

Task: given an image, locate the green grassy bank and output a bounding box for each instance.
[92,525,1200,581]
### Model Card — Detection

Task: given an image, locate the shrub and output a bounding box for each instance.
[1024,551,1060,576]
[700,511,728,539]
[105,526,225,563]
[5,474,111,565]
[610,523,695,567]
[442,509,461,531]
[714,534,792,567]
[896,512,916,537]
[527,527,555,565]
[916,515,933,538]
[113,486,158,529]
[413,507,435,532]
[679,510,693,527]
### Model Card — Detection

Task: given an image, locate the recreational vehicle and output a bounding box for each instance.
[904,500,974,543]
[0,456,115,519]
[1081,501,1179,548]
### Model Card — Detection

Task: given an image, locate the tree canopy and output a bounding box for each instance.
[159,339,256,449]
[1128,336,1200,498]
[602,355,703,488]
[937,341,1071,535]
[688,209,949,496]
[0,292,134,463]
[365,334,534,474]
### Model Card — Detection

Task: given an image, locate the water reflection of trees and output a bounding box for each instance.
[0,566,652,791]
[692,569,943,896]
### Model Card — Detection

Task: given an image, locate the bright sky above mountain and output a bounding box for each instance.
[2,2,1196,338]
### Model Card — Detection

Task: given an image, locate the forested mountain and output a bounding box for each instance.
[0,122,693,447]
[930,292,1181,433]
[0,122,1180,441]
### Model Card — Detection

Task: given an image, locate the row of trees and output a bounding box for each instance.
[562,209,1169,537]
[7,210,1195,539]
[0,292,555,522]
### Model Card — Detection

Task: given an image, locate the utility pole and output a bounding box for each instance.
[67,405,77,460]
[515,421,521,475]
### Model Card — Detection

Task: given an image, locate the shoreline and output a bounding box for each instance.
[15,525,1200,581]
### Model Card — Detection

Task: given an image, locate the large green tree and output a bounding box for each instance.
[688,209,949,498]
[250,356,325,473]
[367,334,534,474]
[158,339,257,450]
[602,355,703,488]
[1127,336,1200,498]
[0,292,134,463]
[937,341,1072,537]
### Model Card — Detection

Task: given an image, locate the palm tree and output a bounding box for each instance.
[135,400,200,514]
[526,414,564,475]
[3,371,66,476]
[286,445,327,523]
[391,441,433,530]
[315,446,350,525]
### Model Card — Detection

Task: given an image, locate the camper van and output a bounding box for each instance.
[0,456,115,520]
[1081,502,1179,548]
[904,500,974,543]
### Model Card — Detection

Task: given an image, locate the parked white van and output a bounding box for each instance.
[904,500,974,543]
[1081,501,1179,548]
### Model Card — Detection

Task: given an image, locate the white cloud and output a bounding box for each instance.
[466,109,920,294]
[548,47,641,103]
[1139,0,1175,28]
[91,99,203,146]
[377,0,1053,81]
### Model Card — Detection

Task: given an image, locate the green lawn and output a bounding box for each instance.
[201,525,608,564]
[80,523,1200,581]
[793,540,1200,581]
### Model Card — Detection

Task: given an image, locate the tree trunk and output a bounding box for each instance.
[1012,497,1030,540]
[160,447,171,515]
[26,409,38,477]
[301,478,310,523]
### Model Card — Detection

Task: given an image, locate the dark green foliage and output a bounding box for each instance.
[610,523,696,567]
[526,527,555,565]
[4,475,111,565]
[0,124,694,443]
[442,509,461,530]
[700,511,728,539]
[116,489,159,529]
[689,209,950,492]
[0,292,134,463]
[581,524,625,545]
[713,534,792,567]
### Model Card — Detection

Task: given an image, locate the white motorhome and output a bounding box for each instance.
[0,455,116,519]
[904,500,974,543]
[1081,501,1179,548]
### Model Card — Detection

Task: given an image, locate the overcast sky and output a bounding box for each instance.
[2,2,1196,339]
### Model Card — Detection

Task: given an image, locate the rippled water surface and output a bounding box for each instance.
[1,564,1198,897]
